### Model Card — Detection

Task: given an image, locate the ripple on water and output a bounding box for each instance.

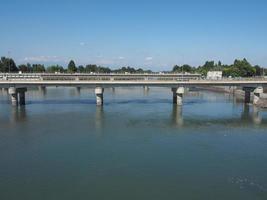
[228,176,267,193]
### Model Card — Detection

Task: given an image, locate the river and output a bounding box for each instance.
[0,87,267,200]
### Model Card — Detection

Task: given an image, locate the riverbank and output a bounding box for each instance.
[196,86,267,108]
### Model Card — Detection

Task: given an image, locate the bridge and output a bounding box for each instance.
[0,73,267,106]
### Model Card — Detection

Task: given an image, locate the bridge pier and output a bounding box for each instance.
[17,88,27,105]
[172,87,184,105]
[243,86,263,105]
[243,87,255,104]
[95,87,104,106]
[253,87,263,105]
[8,87,18,106]
[8,87,27,106]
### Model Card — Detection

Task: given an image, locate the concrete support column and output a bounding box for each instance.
[243,87,255,104]
[172,87,184,105]
[253,86,263,105]
[244,90,251,104]
[8,87,18,106]
[95,87,104,106]
[17,88,27,105]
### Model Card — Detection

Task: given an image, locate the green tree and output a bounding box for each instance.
[233,58,255,77]
[68,60,77,73]
[32,64,45,73]
[46,65,64,73]
[85,64,98,73]
[172,65,195,73]
[0,57,18,72]
[18,64,29,72]
[254,65,263,76]
[77,65,85,73]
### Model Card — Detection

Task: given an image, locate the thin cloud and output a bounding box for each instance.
[79,42,86,46]
[118,56,125,60]
[24,56,62,62]
[145,57,153,61]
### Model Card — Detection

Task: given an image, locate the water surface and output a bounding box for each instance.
[0,87,267,200]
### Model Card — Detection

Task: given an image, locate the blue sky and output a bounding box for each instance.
[0,0,267,70]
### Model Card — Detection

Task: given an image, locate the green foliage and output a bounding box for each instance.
[46,65,65,73]
[197,61,223,75]
[32,64,46,73]
[77,65,85,73]
[0,56,265,77]
[113,66,151,73]
[173,64,195,73]
[254,65,263,76]
[84,64,111,73]
[222,59,256,77]
[17,63,32,72]
[67,60,77,73]
[18,64,29,72]
[0,57,18,72]
[172,58,263,77]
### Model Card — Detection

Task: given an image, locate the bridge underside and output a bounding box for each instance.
[0,84,264,107]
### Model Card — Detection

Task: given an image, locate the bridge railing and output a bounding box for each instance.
[1,73,266,82]
[0,73,202,81]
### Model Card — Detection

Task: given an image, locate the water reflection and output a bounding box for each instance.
[241,105,262,125]
[38,86,47,96]
[252,106,262,125]
[143,86,149,96]
[76,87,81,95]
[69,88,77,97]
[171,104,183,127]
[169,104,264,127]
[95,106,105,131]
[10,106,27,123]
[1,88,8,94]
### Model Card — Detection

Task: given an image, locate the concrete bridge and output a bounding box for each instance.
[0,73,267,106]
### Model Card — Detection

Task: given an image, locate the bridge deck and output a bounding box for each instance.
[0,73,266,87]
[0,79,267,87]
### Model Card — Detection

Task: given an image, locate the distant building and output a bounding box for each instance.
[207,71,222,80]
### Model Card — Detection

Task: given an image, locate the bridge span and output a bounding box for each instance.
[0,73,267,106]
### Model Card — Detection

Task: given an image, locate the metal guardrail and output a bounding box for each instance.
[0,73,202,82]
[0,73,266,83]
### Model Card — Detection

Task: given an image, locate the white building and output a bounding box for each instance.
[207,71,222,80]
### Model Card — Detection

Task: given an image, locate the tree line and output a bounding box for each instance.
[0,56,266,77]
[0,57,152,74]
[172,58,266,77]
